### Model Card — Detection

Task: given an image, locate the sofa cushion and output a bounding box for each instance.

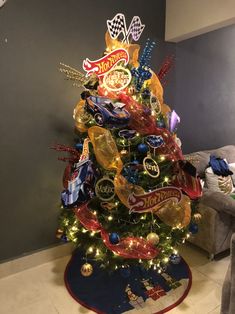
[185,145,235,178]
[229,163,235,186]
[212,145,235,163]
[185,151,210,178]
[205,167,234,194]
[201,188,235,216]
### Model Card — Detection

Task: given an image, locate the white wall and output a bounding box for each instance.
[166,0,235,42]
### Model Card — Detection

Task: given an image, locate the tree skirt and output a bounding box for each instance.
[64,249,192,314]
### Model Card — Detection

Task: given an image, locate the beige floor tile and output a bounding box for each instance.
[0,270,47,313]
[32,256,95,314]
[178,242,209,268]
[178,268,222,313]
[12,298,58,314]
[195,256,229,285]
[208,305,221,314]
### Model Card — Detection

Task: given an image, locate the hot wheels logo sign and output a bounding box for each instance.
[128,187,182,213]
[83,48,129,77]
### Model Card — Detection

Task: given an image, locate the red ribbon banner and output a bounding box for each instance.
[83,48,129,77]
[74,203,159,259]
[128,187,182,213]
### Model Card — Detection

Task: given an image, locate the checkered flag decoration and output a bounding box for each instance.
[107,13,128,41]
[126,16,145,42]
[107,13,145,43]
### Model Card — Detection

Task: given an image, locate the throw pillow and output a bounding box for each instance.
[228,163,235,186]
[205,167,234,194]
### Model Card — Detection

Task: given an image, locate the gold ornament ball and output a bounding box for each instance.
[81,263,93,277]
[146,232,160,245]
[120,149,128,156]
[193,213,202,221]
[56,229,63,239]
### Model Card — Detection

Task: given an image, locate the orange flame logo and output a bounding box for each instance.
[128,187,182,213]
[83,48,129,77]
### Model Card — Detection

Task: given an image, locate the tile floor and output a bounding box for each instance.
[0,243,229,314]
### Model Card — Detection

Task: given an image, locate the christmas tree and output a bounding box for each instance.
[53,14,202,276]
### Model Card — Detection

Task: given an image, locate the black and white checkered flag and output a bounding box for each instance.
[107,13,127,41]
[126,16,145,42]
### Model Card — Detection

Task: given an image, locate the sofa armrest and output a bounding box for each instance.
[201,189,235,216]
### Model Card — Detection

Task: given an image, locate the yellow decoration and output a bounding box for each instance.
[73,100,89,132]
[80,263,93,277]
[114,174,144,208]
[56,229,63,239]
[193,213,202,221]
[105,32,140,67]
[146,232,160,245]
[161,103,171,116]
[156,195,191,228]
[148,72,164,105]
[88,126,123,172]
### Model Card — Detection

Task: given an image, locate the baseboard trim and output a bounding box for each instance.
[0,242,74,279]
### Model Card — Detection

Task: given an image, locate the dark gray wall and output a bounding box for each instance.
[0,0,175,261]
[175,25,235,154]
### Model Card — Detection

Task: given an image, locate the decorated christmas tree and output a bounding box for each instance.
[53,13,202,277]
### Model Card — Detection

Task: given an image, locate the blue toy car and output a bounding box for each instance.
[61,159,96,207]
[85,96,130,127]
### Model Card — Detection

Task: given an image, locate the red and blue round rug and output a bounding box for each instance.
[64,249,192,314]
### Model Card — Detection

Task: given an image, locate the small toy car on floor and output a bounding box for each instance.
[85,95,130,127]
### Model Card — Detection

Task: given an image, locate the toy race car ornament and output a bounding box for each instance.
[85,96,130,127]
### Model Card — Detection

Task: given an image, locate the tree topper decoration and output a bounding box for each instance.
[107,13,145,43]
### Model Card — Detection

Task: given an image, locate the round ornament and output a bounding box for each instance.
[75,143,83,151]
[120,266,131,278]
[157,119,165,128]
[95,177,115,201]
[56,229,64,239]
[146,135,164,149]
[142,88,151,99]
[146,232,159,245]
[118,129,137,140]
[61,234,68,243]
[143,156,160,178]
[103,66,132,92]
[150,94,161,115]
[109,232,120,245]
[120,149,128,156]
[170,253,181,265]
[193,213,202,221]
[137,143,148,154]
[188,223,199,234]
[81,263,93,277]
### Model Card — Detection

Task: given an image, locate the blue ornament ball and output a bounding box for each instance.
[75,143,83,151]
[132,159,139,165]
[61,234,68,243]
[142,88,151,99]
[189,223,199,234]
[170,254,181,265]
[157,120,165,128]
[109,232,120,245]
[137,143,148,154]
[120,267,131,278]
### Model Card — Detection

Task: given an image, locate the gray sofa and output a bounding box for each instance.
[185,145,235,259]
[221,233,235,314]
